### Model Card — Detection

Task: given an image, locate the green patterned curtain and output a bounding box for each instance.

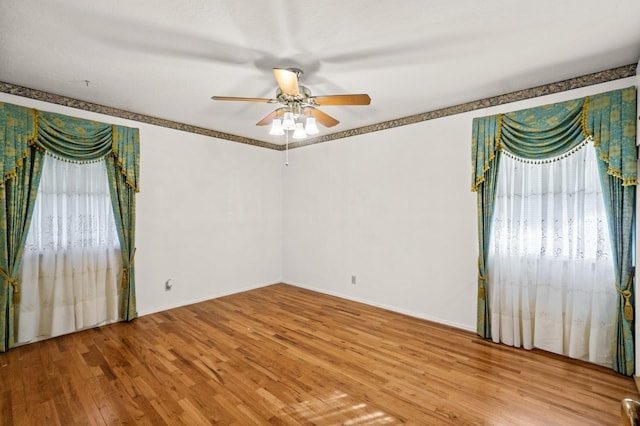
[106,125,140,320]
[586,88,637,375]
[0,102,140,351]
[36,110,141,323]
[0,104,43,351]
[471,86,638,375]
[471,115,501,338]
[37,110,113,161]
[501,97,586,159]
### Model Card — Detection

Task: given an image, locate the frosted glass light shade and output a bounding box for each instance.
[269,118,284,135]
[282,112,295,130]
[304,117,319,135]
[292,123,306,139]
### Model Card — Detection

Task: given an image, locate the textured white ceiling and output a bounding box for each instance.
[1,0,639,145]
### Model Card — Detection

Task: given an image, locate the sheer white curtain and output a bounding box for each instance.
[488,141,616,368]
[16,155,121,344]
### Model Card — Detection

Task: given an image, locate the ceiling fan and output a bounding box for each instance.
[211,68,371,137]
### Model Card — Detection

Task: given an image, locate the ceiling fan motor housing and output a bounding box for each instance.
[276,86,316,114]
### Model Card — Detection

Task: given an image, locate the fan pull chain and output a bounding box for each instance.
[285,131,289,166]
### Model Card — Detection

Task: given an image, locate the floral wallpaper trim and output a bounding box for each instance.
[0,64,635,151]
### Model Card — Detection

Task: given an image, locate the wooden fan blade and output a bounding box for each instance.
[309,108,339,128]
[312,94,371,106]
[272,68,299,96]
[256,108,285,126]
[211,96,272,102]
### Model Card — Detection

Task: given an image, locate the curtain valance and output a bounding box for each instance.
[0,103,36,184]
[1,102,140,351]
[0,103,140,192]
[471,85,637,375]
[471,87,637,191]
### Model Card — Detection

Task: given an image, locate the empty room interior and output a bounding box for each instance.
[2,1,640,424]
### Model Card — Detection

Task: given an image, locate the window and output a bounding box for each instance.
[488,141,616,367]
[16,155,122,343]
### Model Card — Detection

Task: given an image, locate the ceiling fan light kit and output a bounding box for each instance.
[281,111,296,130]
[268,118,285,135]
[292,123,307,139]
[304,117,319,135]
[212,67,371,140]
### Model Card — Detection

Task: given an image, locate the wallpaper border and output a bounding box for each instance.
[0,64,636,151]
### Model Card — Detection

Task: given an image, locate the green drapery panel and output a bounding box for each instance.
[0,103,43,351]
[471,116,501,338]
[587,88,638,186]
[111,125,140,192]
[108,124,139,320]
[591,88,637,375]
[471,86,638,375]
[599,168,636,376]
[105,154,137,321]
[0,102,140,351]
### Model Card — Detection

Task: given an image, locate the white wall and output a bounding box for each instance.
[136,127,283,315]
[1,75,636,334]
[283,76,638,332]
[0,92,284,316]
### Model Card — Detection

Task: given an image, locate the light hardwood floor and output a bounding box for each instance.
[1,283,637,425]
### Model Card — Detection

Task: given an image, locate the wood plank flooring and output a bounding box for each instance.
[0,283,637,425]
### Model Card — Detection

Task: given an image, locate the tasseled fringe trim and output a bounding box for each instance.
[471,115,503,192]
[581,96,592,144]
[44,150,107,164]
[473,94,638,190]
[501,136,592,164]
[495,114,503,152]
[1,119,139,193]
[607,166,639,186]
[111,125,140,193]
[1,109,38,184]
[2,147,36,185]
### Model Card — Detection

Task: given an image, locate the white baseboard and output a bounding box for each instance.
[283,280,476,333]
[136,280,477,334]
[135,281,277,317]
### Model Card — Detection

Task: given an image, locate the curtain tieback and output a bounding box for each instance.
[122,248,137,290]
[616,270,635,321]
[478,272,487,299]
[0,267,20,304]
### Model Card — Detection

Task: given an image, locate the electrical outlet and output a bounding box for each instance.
[351,275,356,285]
